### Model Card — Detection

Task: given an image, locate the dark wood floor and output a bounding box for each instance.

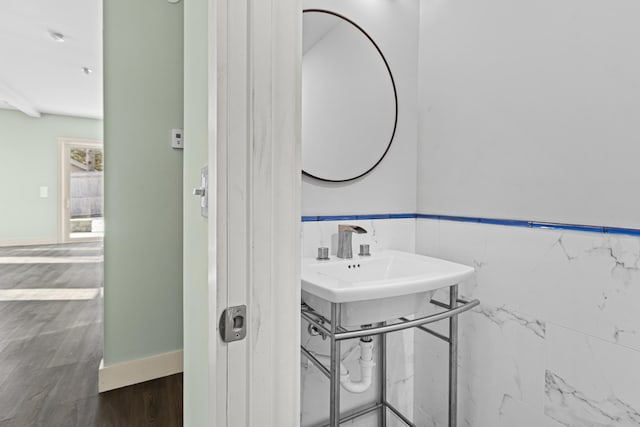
[0,243,183,427]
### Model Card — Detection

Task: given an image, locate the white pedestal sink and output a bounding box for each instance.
[301,250,474,326]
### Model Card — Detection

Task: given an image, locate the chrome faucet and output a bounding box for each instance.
[337,225,367,259]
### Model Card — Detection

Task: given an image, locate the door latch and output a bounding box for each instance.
[192,166,208,217]
[219,305,247,343]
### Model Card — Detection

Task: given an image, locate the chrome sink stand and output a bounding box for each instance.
[301,284,480,427]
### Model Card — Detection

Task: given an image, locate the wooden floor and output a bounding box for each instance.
[0,243,183,427]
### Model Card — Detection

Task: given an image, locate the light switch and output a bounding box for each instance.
[40,186,48,198]
[172,128,184,149]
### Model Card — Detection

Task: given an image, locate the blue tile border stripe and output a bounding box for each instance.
[418,214,640,237]
[528,222,604,233]
[605,227,640,237]
[300,213,640,237]
[301,213,417,222]
[388,213,416,219]
[479,218,530,227]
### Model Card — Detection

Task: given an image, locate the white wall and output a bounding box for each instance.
[0,110,102,246]
[302,0,419,216]
[415,1,640,425]
[103,0,183,366]
[418,0,640,228]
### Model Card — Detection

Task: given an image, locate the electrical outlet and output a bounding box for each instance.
[172,128,184,149]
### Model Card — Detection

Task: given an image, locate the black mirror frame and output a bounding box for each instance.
[302,9,399,183]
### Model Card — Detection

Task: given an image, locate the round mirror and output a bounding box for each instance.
[302,10,398,182]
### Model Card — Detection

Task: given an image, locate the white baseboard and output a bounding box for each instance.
[0,238,58,248]
[98,350,183,392]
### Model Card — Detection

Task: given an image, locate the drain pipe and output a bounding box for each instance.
[342,337,375,394]
[310,336,375,394]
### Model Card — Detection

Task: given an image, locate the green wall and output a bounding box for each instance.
[0,110,102,244]
[103,0,184,365]
[183,0,210,424]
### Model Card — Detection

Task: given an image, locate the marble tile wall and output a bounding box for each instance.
[301,218,415,426]
[415,218,640,427]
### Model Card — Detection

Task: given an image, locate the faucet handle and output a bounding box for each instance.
[359,244,371,256]
[338,224,367,234]
[317,247,330,260]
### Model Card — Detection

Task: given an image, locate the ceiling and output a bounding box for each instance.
[0,0,102,119]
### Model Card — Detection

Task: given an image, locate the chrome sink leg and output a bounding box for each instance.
[330,303,341,427]
[380,321,387,427]
[449,285,459,427]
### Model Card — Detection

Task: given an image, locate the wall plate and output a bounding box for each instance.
[172,128,183,149]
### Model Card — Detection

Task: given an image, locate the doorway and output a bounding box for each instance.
[58,138,104,243]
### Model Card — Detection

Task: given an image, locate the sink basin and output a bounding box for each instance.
[301,250,474,326]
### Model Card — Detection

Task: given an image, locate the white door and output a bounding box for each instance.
[208,0,302,425]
